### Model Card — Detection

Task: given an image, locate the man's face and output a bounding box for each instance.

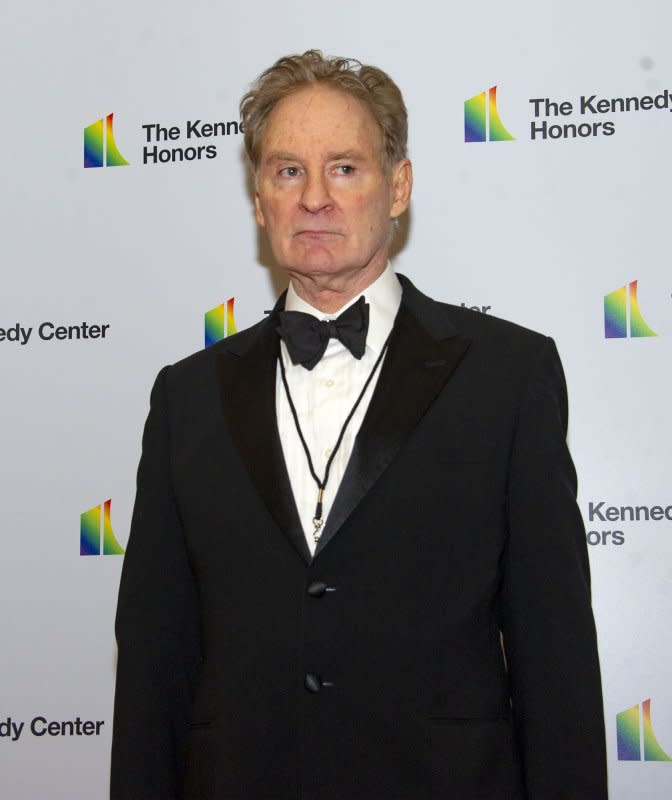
[254,84,411,291]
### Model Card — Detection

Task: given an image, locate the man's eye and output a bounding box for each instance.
[280,166,300,177]
[335,165,354,175]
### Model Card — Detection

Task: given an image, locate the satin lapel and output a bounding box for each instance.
[315,302,471,556]
[216,320,311,565]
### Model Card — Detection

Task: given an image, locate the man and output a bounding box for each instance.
[112,51,607,799]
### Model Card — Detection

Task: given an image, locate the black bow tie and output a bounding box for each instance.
[276,295,370,370]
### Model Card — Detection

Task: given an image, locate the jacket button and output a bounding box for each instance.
[304,673,322,693]
[307,581,328,597]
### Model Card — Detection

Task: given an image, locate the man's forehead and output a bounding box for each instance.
[260,85,383,157]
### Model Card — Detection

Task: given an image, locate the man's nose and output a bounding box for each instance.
[300,171,333,213]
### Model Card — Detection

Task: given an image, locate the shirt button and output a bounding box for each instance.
[325,379,335,388]
[324,448,332,459]
[305,673,322,693]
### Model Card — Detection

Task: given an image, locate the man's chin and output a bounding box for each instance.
[282,256,347,278]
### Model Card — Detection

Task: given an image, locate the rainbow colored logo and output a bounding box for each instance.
[80,499,124,556]
[84,113,130,168]
[465,86,515,143]
[204,297,237,347]
[604,280,657,338]
[617,699,672,761]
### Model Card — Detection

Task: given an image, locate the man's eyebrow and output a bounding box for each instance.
[326,150,365,161]
[263,150,366,163]
[265,151,299,163]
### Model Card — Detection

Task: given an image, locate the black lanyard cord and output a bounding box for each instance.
[278,332,391,541]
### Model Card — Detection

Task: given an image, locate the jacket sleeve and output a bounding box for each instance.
[111,367,201,800]
[501,337,608,799]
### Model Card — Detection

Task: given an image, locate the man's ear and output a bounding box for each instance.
[390,159,413,219]
[254,180,266,227]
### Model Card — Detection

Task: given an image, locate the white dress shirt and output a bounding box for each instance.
[276,263,402,555]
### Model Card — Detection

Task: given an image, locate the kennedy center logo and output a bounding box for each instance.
[84,113,130,168]
[464,86,515,142]
[80,499,124,555]
[604,280,657,339]
[204,297,237,347]
[617,699,672,761]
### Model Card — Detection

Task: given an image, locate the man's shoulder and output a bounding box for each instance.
[441,300,548,349]
[400,273,549,351]
[159,316,271,387]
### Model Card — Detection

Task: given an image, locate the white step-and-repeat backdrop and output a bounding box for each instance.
[1,1,670,797]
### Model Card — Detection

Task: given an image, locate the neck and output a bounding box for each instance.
[287,260,387,314]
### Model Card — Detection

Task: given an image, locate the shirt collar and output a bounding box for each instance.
[284,262,402,355]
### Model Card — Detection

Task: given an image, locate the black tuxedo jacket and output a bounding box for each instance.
[111,276,607,799]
